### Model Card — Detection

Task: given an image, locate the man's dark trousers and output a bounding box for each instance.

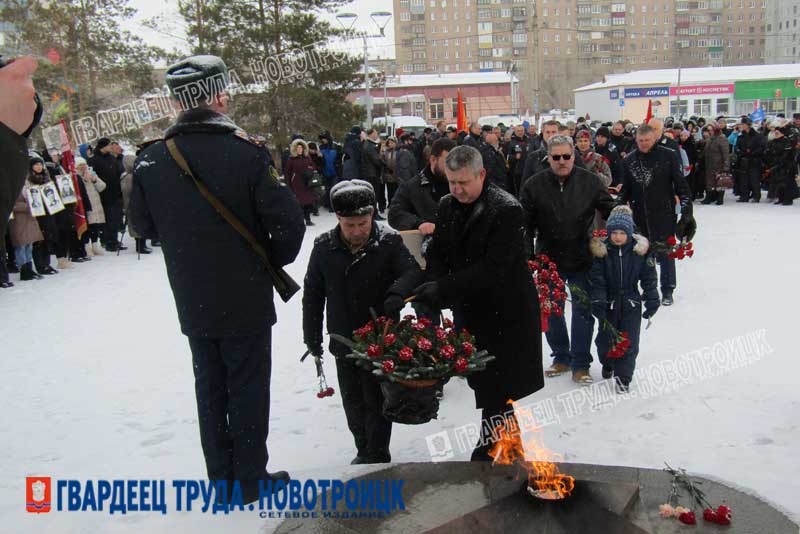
[188,328,272,497]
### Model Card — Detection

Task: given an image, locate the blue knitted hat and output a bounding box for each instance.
[606,205,634,237]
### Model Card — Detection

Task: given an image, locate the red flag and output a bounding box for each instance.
[456,89,467,133]
[59,120,87,240]
[644,99,653,125]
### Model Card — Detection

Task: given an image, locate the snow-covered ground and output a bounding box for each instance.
[2,200,799,532]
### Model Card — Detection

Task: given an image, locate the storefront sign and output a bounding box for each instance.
[669,84,734,96]
[735,79,800,100]
[609,89,619,100]
[623,86,669,98]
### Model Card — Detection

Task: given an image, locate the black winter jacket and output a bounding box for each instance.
[520,145,585,192]
[0,123,30,241]
[387,166,449,231]
[620,145,693,243]
[129,108,306,338]
[360,139,383,180]
[480,143,512,192]
[302,223,422,356]
[394,144,418,183]
[520,166,616,273]
[89,152,123,205]
[426,181,543,408]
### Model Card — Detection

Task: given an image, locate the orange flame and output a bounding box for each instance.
[488,401,575,500]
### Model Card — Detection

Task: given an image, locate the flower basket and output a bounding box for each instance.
[331,313,495,425]
[380,380,441,425]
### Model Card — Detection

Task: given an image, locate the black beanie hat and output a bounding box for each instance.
[330,180,375,217]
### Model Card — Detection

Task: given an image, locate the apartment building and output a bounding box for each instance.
[393,0,768,109]
[764,0,800,64]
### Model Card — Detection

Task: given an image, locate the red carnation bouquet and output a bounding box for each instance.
[663,235,695,260]
[659,464,733,527]
[332,315,494,382]
[528,254,567,332]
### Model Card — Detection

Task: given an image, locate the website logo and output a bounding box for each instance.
[26,477,52,513]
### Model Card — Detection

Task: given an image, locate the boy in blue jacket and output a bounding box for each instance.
[590,205,660,393]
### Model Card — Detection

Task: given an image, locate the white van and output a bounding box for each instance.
[372,115,428,138]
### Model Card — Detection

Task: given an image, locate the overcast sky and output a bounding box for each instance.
[125,0,396,62]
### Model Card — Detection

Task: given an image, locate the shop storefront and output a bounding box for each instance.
[734,79,800,116]
[668,84,735,118]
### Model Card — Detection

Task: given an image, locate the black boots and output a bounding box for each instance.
[20,262,42,281]
[701,191,715,204]
[135,239,152,254]
[715,190,724,205]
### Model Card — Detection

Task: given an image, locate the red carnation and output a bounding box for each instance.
[539,254,550,263]
[678,511,696,525]
[715,505,732,525]
[685,242,693,250]
[367,344,382,358]
[435,328,447,341]
[398,346,414,361]
[419,317,433,327]
[375,316,387,326]
[417,337,433,351]
[686,249,694,257]
[454,357,469,373]
[439,344,456,360]
[403,314,416,322]
[382,360,395,374]
[538,270,550,282]
[666,235,677,246]
[667,251,677,260]
[443,318,454,328]
[412,322,426,331]
[676,248,686,259]
[461,328,470,337]
[316,391,324,399]
[461,341,474,356]
[531,261,541,271]
[384,333,397,346]
[703,508,718,522]
[548,262,557,271]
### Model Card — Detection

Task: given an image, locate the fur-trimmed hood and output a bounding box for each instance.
[590,233,649,258]
[290,138,310,157]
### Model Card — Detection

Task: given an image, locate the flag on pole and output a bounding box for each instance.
[456,89,467,133]
[644,99,653,125]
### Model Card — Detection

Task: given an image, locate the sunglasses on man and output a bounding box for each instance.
[550,154,572,161]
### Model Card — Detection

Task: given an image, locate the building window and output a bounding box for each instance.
[429,98,444,119]
[403,64,413,73]
[452,99,467,116]
[716,98,730,115]
[401,12,411,21]
[670,100,689,116]
[693,99,712,116]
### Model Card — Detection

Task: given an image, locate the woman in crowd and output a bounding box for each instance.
[284,138,318,226]
[765,120,799,206]
[28,155,65,272]
[9,173,45,281]
[381,136,398,206]
[700,124,730,206]
[75,157,106,256]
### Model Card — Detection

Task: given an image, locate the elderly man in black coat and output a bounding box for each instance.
[520,135,616,386]
[303,180,422,465]
[620,124,694,307]
[129,55,306,504]
[412,145,544,462]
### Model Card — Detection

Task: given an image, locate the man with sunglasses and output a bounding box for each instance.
[519,135,616,386]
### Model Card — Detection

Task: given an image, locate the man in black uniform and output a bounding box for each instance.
[129,55,306,503]
[303,180,421,464]
[733,117,767,203]
[620,124,695,307]
[90,137,126,251]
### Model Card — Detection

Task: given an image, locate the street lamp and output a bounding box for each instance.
[336,11,393,127]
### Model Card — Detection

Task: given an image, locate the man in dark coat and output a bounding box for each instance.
[620,124,694,307]
[0,55,42,242]
[360,128,385,215]
[412,145,544,462]
[521,120,585,193]
[318,131,343,211]
[480,133,512,193]
[303,180,422,464]
[519,135,616,385]
[506,125,528,194]
[342,126,363,180]
[388,137,455,233]
[648,118,680,153]
[462,122,483,150]
[129,55,306,504]
[394,133,419,184]
[89,137,126,251]
[733,117,767,203]
[609,121,633,158]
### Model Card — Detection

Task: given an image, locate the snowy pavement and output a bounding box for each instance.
[2,200,799,532]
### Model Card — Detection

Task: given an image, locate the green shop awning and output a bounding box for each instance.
[735,78,800,100]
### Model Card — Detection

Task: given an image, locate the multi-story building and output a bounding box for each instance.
[392,0,768,110]
[765,0,800,64]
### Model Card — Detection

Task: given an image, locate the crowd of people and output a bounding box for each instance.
[4,51,800,504]
[1,138,161,288]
